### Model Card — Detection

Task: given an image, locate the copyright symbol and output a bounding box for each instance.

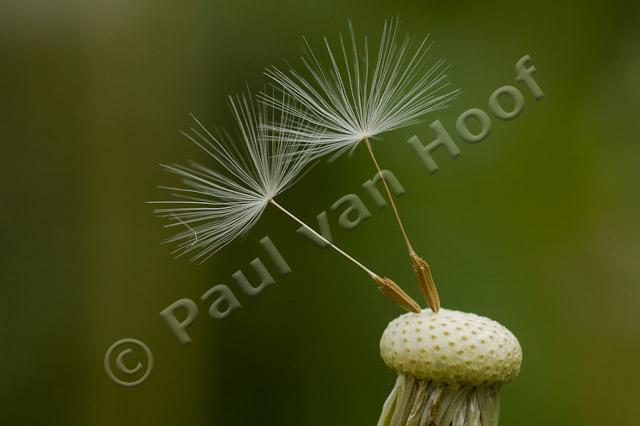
[104,338,154,387]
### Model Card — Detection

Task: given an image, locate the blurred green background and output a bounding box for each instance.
[2,0,639,425]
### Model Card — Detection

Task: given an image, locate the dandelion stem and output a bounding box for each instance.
[363,137,414,253]
[269,198,377,277]
[362,137,441,312]
[269,197,421,313]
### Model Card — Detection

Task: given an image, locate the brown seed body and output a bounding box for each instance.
[374,276,421,313]
[410,252,441,313]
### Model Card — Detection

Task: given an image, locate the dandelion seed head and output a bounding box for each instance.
[262,17,460,158]
[150,90,316,262]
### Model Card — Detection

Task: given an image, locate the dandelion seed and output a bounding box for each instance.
[261,16,459,158]
[150,90,313,262]
[374,276,421,313]
[262,17,456,312]
[151,90,420,312]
